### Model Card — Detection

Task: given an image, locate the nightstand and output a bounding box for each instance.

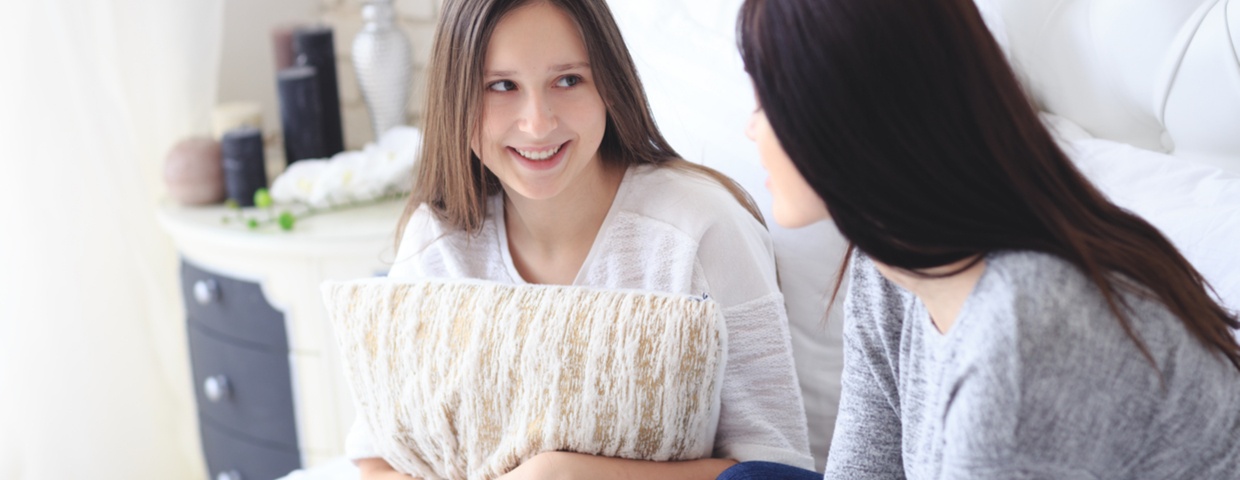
[158,200,405,480]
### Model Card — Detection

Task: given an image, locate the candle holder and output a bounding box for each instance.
[164,137,225,206]
[293,25,345,157]
[221,127,268,207]
[277,66,328,164]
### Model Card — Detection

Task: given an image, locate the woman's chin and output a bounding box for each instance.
[772,205,831,229]
[502,181,567,203]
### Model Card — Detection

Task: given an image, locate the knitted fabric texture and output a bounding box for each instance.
[323,278,726,480]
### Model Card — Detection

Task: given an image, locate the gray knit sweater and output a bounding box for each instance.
[824,250,1240,479]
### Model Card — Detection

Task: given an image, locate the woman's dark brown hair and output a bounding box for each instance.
[738,0,1240,370]
[397,0,762,242]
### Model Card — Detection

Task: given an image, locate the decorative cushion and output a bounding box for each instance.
[322,278,726,479]
[1052,128,1240,315]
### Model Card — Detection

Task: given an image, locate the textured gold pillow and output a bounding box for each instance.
[323,278,726,480]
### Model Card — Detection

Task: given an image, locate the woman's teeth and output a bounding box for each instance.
[515,145,561,161]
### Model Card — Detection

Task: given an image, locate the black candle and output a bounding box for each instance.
[220,126,267,207]
[277,66,328,163]
[293,25,344,156]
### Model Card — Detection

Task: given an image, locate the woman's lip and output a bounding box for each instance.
[510,142,566,153]
[507,140,570,171]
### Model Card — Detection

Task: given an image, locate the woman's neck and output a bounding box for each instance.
[502,162,626,285]
[873,255,987,334]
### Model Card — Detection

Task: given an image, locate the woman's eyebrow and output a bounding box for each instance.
[484,69,516,78]
[549,62,590,72]
[484,62,590,78]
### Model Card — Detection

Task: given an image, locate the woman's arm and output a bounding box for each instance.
[357,457,419,480]
[821,254,907,479]
[498,452,736,480]
[693,199,815,469]
[348,420,419,480]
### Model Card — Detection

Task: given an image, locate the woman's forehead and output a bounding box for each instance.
[484,2,589,71]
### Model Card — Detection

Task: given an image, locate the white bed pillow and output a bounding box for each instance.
[1045,113,1240,314]
[322,277,727,479]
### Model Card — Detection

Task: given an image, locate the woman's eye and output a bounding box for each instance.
[555,75,582,88]
[488,80,516,92]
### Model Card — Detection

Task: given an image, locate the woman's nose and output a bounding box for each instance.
[519,92,557,138]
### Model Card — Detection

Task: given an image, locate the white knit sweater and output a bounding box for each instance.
[346,163,814,470]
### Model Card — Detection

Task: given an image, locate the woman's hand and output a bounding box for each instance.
[497,451,736,480]
[356,457,419,480]
[497,451,574,480]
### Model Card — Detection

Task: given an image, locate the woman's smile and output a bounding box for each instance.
[507,140,571,171]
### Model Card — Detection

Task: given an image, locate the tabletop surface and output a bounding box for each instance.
[156,198,408,255]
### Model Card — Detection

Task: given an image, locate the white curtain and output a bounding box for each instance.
[0,1,223,478]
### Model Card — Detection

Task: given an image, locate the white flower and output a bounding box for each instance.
[271,159,328,204]
[270,126,422,208]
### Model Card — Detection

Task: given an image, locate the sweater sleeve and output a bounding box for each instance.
[345,203,443,462]
[823,254,908,479]
[714,294,816,470]
[387,204,444,279]
[696,207,814,470]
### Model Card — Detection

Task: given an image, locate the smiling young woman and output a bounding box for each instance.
[355,0,816,479]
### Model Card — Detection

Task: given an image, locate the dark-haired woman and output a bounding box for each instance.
[719,0,1240,478]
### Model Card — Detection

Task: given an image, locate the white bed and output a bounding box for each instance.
[284,0,1240,477]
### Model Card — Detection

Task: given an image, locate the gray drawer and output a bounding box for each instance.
[200,418,301,480]
[189,322,299,449]
[181,259,288,351]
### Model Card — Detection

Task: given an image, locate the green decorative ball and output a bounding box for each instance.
[254,188,272,208]
[278,211,296,231]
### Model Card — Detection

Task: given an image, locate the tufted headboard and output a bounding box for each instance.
[981,0,1240,313]
[985,0,1240,173]
[610,0,1240,470]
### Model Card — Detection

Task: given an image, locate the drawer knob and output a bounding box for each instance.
[193,279,219,305]
[217,470,243,480]
[203,375,231,402]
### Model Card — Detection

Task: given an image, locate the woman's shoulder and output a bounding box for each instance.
[970,251,1106,329]
[395,202,455,251]
[618,162,765,237]
[596,163,778,302]
[965,250,1183,359]
[951,251,1239,440]
[843,251,915,342]
[981,250,1145,318]
[388,200,502,278]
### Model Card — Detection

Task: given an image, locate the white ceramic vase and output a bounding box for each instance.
[351,0,413,141]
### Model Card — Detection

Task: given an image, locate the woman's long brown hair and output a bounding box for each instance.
[397,0,763,245]
[738,0,1240,370]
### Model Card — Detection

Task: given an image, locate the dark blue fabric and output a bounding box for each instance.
[717,461,822,480]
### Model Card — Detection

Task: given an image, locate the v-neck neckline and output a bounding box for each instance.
[494,165,634,286]
[917,253,996,351]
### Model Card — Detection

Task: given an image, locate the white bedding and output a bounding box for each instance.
[1047,115,1240,312]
